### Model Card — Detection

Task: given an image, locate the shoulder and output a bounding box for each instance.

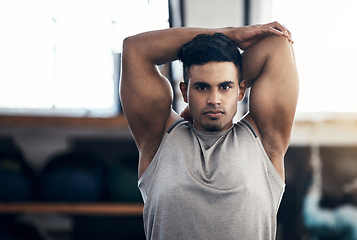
[236,117,259,139]
[165,118,190,135]
[138,114,188,178]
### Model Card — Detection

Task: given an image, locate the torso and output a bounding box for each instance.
[138,119,285,240]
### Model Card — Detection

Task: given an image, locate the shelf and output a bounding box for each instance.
[0,115,128,128]
[0,203,143,216]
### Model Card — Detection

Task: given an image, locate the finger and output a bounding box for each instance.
[282,32,294,44]
[260,23,294,44]
[258,23,281,34]
[284,25,292,36]
[283,29,294,43]
[270,21,287,33]
[261,25,284,36]
[269,21,291,39]
[270,21,294,43]
[282,24,293,40]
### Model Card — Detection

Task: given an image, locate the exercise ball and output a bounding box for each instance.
[40,152,105,202]
[0,150,36,202]
[108,161,142,202]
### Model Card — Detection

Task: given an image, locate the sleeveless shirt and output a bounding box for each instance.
[138,119,285,240]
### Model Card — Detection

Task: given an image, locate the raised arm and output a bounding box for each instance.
[240,24,299,180]
[120,28,218,176]
[120,23,292,177]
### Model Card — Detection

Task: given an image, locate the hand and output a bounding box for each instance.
[229,21,293,50]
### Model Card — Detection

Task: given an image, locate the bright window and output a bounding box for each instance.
[273,0,357,114]
[0,0,169,117]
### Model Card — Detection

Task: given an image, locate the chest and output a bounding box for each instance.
[150,133,273,205]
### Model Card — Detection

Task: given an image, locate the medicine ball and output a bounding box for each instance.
[0,149,36,202]
[40,152,105,202]
[108,161,142,202]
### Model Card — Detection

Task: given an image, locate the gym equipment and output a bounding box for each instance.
[108,161,142,202]
[0,149,36,202]
[40,152,105,202]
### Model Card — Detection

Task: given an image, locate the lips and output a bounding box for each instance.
[204,109,224,119]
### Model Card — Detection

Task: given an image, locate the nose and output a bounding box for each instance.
[207,90,221,105]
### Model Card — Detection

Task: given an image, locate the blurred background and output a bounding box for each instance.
[0,0,357,239]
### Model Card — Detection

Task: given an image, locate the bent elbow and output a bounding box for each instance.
[122,36,137,59]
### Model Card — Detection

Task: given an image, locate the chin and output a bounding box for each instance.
[202,122,226,132]
[194,117,232,131]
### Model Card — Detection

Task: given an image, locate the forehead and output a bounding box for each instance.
[188,62,239,84]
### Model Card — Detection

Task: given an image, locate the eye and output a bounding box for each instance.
[196,86,207,91]
[194,83,209,91]
[220,84,232,90]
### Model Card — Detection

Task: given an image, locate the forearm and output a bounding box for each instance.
[122,27,228,65]
[122,22,290,67]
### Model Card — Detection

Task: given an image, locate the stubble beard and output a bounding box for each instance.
[197,118,231,132]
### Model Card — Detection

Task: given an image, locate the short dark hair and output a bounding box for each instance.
[178,33,242,84]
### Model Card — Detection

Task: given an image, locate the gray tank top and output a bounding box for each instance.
[138,119,285,240]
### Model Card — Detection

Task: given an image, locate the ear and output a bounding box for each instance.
[179,82,188,103]
[238,80,247,101]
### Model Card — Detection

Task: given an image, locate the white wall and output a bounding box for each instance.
[184,0,245,27]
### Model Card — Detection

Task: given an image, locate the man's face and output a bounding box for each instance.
[180,62,246,131]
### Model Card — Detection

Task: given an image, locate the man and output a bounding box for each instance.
[120,22,299,239]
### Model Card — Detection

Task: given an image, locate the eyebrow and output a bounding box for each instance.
[193,81,235,87]
[218,81,235,87]
[193,82,210,87]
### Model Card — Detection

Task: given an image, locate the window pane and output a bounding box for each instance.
[273,0,357,113]
[0,0,169,116]
[0,1,54,109]
[53,19,114,109]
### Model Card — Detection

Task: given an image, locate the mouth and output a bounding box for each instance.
[203,109,224,119]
